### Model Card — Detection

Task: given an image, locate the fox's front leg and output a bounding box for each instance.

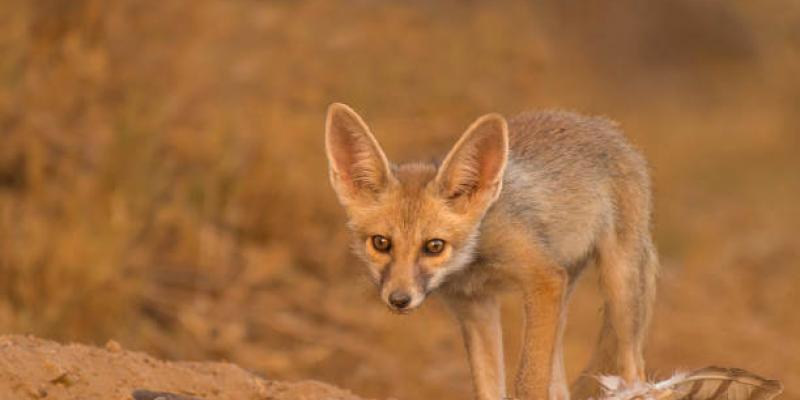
[515,265,569,400]
[446,294,507,400]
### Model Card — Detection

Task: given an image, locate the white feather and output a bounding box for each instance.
[593,371,689,400]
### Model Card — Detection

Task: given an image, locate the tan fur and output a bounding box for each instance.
[325,103,658,400]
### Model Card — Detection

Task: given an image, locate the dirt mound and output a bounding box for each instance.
[0,335,368,400]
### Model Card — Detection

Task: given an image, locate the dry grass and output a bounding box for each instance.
[0,1,798,399]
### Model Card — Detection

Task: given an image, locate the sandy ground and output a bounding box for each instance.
[0,335,367,400]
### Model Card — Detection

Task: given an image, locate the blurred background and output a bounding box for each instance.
[0,1,798,399]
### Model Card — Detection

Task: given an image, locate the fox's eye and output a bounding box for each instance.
[371,235,391,252]
[423,239,446,255]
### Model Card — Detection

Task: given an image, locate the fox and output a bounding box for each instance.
[323,103,657,400]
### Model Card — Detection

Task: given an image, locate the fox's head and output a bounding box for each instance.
[324,103,509,313]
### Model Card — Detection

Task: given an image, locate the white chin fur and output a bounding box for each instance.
[405,295,425,310]
[426,263,463,291]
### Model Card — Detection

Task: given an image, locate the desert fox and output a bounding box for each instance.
[324,103,657,400]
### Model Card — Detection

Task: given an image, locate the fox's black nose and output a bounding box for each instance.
[388,291,412,309]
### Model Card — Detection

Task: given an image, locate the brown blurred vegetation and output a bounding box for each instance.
[0,1,798,399]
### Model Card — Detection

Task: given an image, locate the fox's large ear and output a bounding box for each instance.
[325,103,394,203]
[435,113,508,211]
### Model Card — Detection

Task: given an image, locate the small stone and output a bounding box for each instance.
[105,339,123,353]
[50,371,79,387]
[42,360,65,381]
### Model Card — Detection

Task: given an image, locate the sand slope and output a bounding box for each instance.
[0,335,367,400]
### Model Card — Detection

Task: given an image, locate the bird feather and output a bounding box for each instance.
[595,366,783,400]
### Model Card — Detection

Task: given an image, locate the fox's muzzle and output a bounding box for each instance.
[388,290,412,309]
[381,287,426,312]
[379,262,431,312]
[380,277,427,312]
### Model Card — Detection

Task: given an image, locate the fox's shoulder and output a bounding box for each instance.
[506,109,644,169]
[508,109,621,147]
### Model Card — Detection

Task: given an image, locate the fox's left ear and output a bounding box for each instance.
[435,113,509,211]
[325,103,394,204]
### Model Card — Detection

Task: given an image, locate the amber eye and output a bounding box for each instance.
[423,239,446,255]
[371,235,391,252]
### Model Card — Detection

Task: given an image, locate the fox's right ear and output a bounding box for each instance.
[325,103,394,203]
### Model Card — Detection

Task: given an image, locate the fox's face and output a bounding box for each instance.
[325,103,508,312]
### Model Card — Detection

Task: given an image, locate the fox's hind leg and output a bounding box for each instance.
[572,232,656,399]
